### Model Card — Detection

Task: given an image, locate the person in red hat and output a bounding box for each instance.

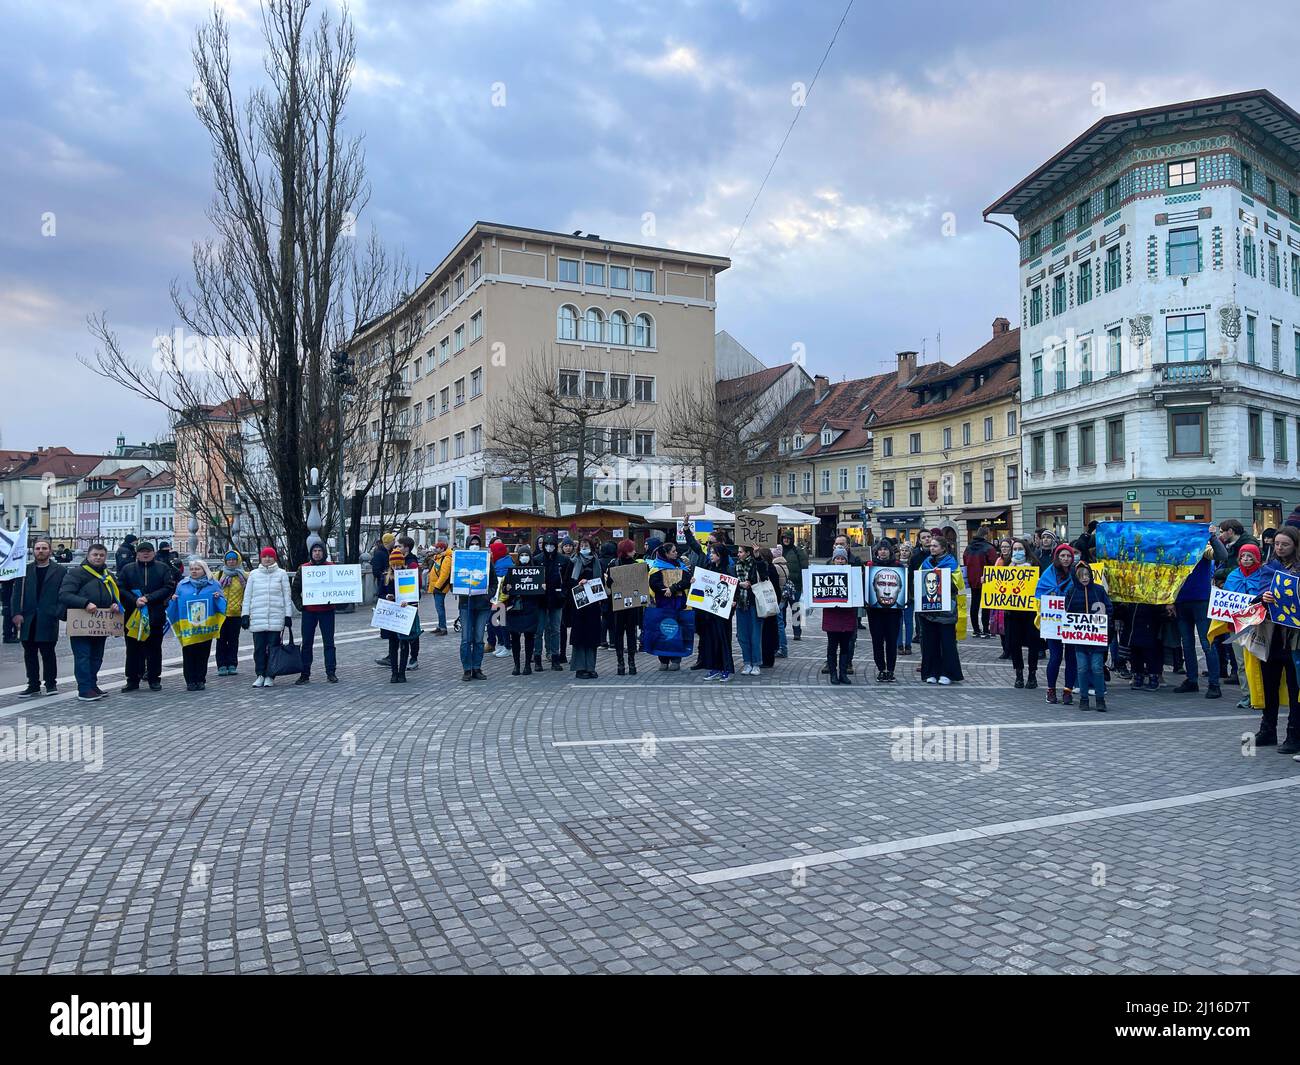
[606,538,641,676]
[241,546,294,688]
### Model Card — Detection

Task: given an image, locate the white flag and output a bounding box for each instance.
[0,519,28,581]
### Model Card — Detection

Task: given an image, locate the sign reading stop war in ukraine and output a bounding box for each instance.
[1207,586,1256,623]
[979,566,1038,612]
[805,565,863,608]
[300,564,364,605]
[1059,611,1109,646]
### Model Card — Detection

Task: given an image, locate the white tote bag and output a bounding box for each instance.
[752,579,779,618]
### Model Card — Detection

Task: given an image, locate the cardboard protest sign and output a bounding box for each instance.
[502,565,544,597]
[805,565,863,608]
[735,510,778,550]
[1268,571,1300,629]
[572,578,607,609]
[371,598,417,636]
[1059,611,1109,646]
[66,609,125,638]
[979,566,1037,612]
[451,550,491,595]
[301,564,364,605]
[1208,586,1256,624]
[1038,595,1066,640]
[609,562,650,612]
[865,566,908,609]
[394,568,420,605]
[914,568,953,613]
[687,568,738,617]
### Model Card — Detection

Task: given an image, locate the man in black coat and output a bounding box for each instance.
[116,540,176,692]
[59,543,125,701]
[114,533,138,575]
[13,537,65,696]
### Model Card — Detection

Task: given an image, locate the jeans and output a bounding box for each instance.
[301,610,336,677]
[432,591,447,630]
[899,602,914,648]
[777,608,788,654]
[1175,601,1220,686]
[70,636,106,696]
[536,606,563,658]
[1075,649,1106,699]
[736,607,761,665]
[1046,639,1077,690]
[460,600,490,670]
[23,639,57,688]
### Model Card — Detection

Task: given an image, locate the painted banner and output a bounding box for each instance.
[805,565,863,608]
[0,519,28,581]
[66,609,125,638]
[914,568,953,613]
[865,565,908,609]
[687,568,739,617]
[735,510,778,550]
[166,585,226,647]
[300,564,364,605]
[451,549,491,595]
[572,578,607,609]
[979,566,1038,611]
[502,565,544,597]
[393,568,420,605]
[1267,570,1300,629]
[1093,520,1211,604]
[1038,595,1066,640]
[1059,611,1109,646]
[609,562,650,612]
[1207,586,1256,623]
[371,598,417,636]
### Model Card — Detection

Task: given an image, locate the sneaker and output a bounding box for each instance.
[375,657,391,667]
[718,672,731,682]
[18,685,41,698]
[148,680,162,692]
[1026,674,1038,689]
[1205,685,1222,700]
[494,647,510,658]
[752,666,762,676]
[925,676,938,684]
[1014,674,1024,689]
[776,649,788,659]
[407,660,419,671]
[327,673,338,683]
[121,682,140,693]
[463,670,473,681]
[254,676,265,687]
[43,685,57,696]
[77,692,104,702]
[1061,689,1073,705]
[1236,694,1253,709]
[1130,677,1145,691]
[705,671,721,681]
[263,676,274,687]
[294,675,310,685]
[471,670,486,680]
[1174,679,1198,694]
[938,676,951,685]
[667,662,679,672]
[820,665,830,674]
[1145,675,1160,690]
[186,682,198,692]
[1047,688,1058,704]
[660,661,671,671]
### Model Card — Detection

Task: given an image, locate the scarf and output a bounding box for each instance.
[82,563,121,605]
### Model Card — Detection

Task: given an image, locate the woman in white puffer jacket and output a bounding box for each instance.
[241,547,294,687]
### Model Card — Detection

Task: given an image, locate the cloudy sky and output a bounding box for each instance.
[2,0,1296,453]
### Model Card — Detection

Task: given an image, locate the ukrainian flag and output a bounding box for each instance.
[1094,521,1211,605]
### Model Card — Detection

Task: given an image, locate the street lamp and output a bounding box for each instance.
[306,466,323,555]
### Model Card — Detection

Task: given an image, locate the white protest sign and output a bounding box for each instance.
[572,578,607,609]
[1059,611,1109,646]
[804,565,863,608]
[1208,586,1256,623]
[1038,595,1066,641]
[914,568,953,613]
[687,568,738,617]
[394,568,420,605]
[371,598,417,635]
[300,564,364,606]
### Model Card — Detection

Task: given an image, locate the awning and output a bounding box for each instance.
[756,504,818,525]
[876,511,924,526]
[959,507,1010,522]
[643,502,736,524]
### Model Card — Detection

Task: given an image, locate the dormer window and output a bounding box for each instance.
[821,428,833,446]
[779,437,789,454]
[793,434,805,451]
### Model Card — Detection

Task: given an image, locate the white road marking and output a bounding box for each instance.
[553,713,1257,747]
[688,776,1300,885]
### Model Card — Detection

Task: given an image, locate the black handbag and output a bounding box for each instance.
[268,624,303,677]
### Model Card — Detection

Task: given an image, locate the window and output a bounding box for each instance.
[634,376,654,402]
[454,432,465,458]
[1272,322,1282,371]
[942,475,954,507]
[1079,337,1093,384]
[802,472,812,495]
[635,431,655,457]
[1054,346,1067,392]
[439,438,449,463]
[909,432,921,454]
[770,476,780,498]
[610,428,631,456]
[439,337,450,364]
[1031,433,1045,473]
[1275,415,1289,461]
[882,437,893,458]
[610,266,629,290]
[1107,326,1122,376]
[838,467,848,492]
[634,268,654,293]
[1106,417,1124,463]
[439,387,450,414]
[983,468,994,503]
[1053,428,1068,470]
[1028,284,1044,326]
[609,373,629,401]
[1295,331,1300,376]
[942,427,952,450]
[582,308,604,343]
[1007,410,1017,437]
[558,371,579,397]
[821,428,833,446]
[1029,229,1042,256]
[753,475,764,498]
[1077,260,1092,305]
[983,416,993,442]
[471,255,481,281]
[1076,200,1089,229]
[1052,274,1066,316]
[962,470,973,505]
[1270,242,1281,287]
[470,367,483,398]
[413,357,421,379]
[1007,464,1019,500]
[558,258,579,284]
[1246,315,1257,364]
[1167,226,1201,275]
[856,465,867,491]
[821,469,831,493]
[787,473,796,495]
[455,273,465,298]
[454,377,465,406]
[1052,214,1065,244]
[1031,354,1043,398]
[584,262,605,287]
[608,311,628,345]
[1105,245,1121,291]
[793,433,805,451]
[470,311,483,342]
[585,372,605,399]
[1079,422,1095,465]
[962,422,971,446]
[1242,161,1254,193]
[1248,410,1263,459]
[453,325,465,353]
[1170,411,1206,457]
[426,398,434,420]
[470,425,483,454]
[908,478,922,507]
[1167,159,1197,187]
[1166,313,1206,362]
[1104,180,1120,211]
[1268,177,1279,206]
[1243,232,1257,277]
[633,313,653,346]
[1293,254,1300,295]
[882,480,895,508]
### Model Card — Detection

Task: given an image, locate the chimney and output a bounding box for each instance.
[813,374,829,401]
[992,316,1011,338]
[896,350,918,386]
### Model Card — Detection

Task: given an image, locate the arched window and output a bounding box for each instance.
[609,311,629,346]
[583,308,605,343]
[633,313,654,347]
[557,304,578,340]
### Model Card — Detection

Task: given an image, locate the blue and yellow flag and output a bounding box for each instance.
[165,580,226,646]
[1094,521,1211,604]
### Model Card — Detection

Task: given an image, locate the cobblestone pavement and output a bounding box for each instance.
[1,613,1297,974]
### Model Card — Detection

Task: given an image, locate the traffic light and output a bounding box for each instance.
[331,350,355,386]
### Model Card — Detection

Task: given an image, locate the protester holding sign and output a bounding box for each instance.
[732,544,770,676]
[378,545,420,683]
[215,551,247,676]
[59,544,124,701]
[1035,544,1078,705]
[292,543,339,685]
[605,540,641,676]
[999,539,1041,690]
[1258,527,1300,751]
[896,539,915,656]
[13,537,65,697]
[454,542,492,682]
[568,537,604,678]
[918,538,962,685]
[167,558,227,691]
[822,548,858,684]
[1062,561,1113,711]
[1223,544,1269,712]
[644,542,693,670]
[242,547,295,689]
[500,545,542,675]
[863,540,905,682]
[693,541,735,681]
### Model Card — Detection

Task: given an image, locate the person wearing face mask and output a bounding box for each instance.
[1258,528,1300,752]
[241,546,294,688]
[215,551,247,676]
[1064,561,1113,711]
[568,537,604,678]
[12,537,66,697]
[533,534,566,671]
[1036,543,1078,704]
[606,539,641,676]
[1002,538,1041,689]
[918,536,962,685]
[500,544,541,675]
[291,542,339,684]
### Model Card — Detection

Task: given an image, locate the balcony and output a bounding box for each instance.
[372,419,413,443]
[1159,360,1218,386]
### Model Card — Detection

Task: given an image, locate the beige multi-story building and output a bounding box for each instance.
[348,221,730,544]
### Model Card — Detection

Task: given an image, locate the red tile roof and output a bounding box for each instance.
[870,327,1020,429]
[716,364,797,405]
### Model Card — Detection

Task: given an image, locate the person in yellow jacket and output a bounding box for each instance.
[215,550,247,675]
[425,540,452,635]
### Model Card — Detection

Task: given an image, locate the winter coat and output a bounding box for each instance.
[242,563,294,632]
[568,553,604,648]
[292,559,337,613]
[733,556,771,613]
[1175,541,1227,604]
[962,537,999,585]
[426,551,452,593]
[60,563,124,614]
[780,542,807,593]
[113,542,136,574]
[218,567,247,615]
[1216,535,1260,583]
[116,559,177,624]
[537,551,567,609]
[1064,580,1113,618]
[14,561,65,643]
[370,545,389,581]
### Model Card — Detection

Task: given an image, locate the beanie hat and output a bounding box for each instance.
[260,547,277,560]
[645,536,663,555]
[1238,543,1261,564]
[224,550,239,561]
[388,546,407,567]
[381,532,395,546]
[832,546,849,560]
